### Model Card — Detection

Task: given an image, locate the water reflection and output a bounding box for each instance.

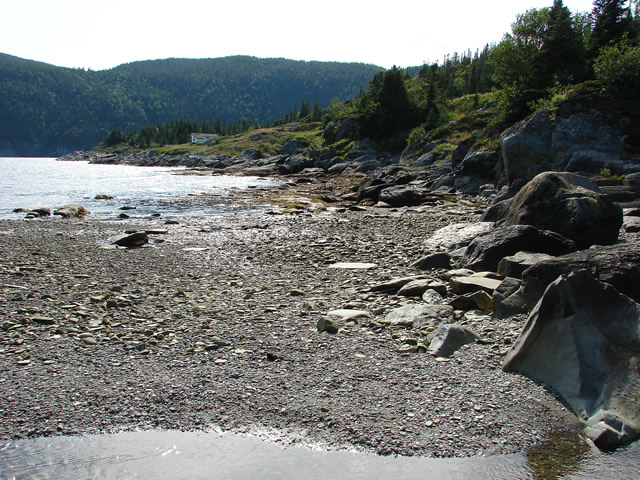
[1,430,639,480]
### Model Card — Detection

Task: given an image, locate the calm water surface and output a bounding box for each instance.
[0,157,277,219]
[0,429,639,479]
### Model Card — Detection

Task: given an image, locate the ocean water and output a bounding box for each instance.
[0,157,277,219]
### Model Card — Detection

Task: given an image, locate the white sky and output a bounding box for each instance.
[0,0,598,71]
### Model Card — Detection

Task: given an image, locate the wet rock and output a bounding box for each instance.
[32,208,51,217]
[54,204,89,218]
[503,271,640,450]
[427,324,481,358]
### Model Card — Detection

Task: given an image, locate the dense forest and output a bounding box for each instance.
[0,55,382,155]
[322,0,640,153]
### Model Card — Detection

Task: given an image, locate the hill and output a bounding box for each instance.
[0,54,382,156]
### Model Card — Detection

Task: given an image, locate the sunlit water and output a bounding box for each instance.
[0,430,639,480]
[0,158,278,219]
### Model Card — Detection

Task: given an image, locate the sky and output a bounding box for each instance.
[0,0,599,71]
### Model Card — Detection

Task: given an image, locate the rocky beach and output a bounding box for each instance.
[0,174,592,456]
[0,176,586,459]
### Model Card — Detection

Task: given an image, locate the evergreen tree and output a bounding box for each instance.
[537,0,586,87]
[590,0,634,54]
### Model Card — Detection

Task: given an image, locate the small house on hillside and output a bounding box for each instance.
[191,133,220,144]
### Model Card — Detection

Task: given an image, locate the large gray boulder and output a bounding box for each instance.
[521,241,640,307]
[552,112,627,168]
[503,271,640,450]
[482,172,623,249]
[422,222,495,253]
[460,224,575,272]
[500,110,554,185]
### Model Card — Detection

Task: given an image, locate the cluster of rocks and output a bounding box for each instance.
[13,204,89,219]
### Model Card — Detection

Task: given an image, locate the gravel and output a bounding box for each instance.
[0,180,581,457]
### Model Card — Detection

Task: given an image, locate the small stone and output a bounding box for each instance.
[317,317,339,334]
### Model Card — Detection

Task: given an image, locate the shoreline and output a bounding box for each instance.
[0,180,583,458]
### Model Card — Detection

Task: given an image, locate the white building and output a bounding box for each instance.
[190,133,220,144]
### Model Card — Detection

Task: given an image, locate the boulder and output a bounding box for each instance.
[482,172,623,250]
[54,204,89,218]
[427,324,481,358]
[384,304,453,328]
[521,241,640,308]
[551,111,627,167]
[503,271,640,450]
[460,224,576,272]
[497,251,555,279]
[378,186,423,207]
[500,110,554,185]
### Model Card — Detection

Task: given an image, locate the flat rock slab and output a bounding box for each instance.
[328,262,377,269]
[327,309,371,321]
[450,276,502,295]
[384,304,453,327]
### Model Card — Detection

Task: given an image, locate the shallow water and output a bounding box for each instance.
[0,430,639,480]
[0,157,277,219]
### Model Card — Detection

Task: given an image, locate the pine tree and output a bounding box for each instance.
[537,0,586,87]
[590,0,634,54]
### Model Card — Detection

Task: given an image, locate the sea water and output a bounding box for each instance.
[0,157,277,219]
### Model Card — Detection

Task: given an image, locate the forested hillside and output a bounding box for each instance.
[0,54,382,155]
[320,0,640,155]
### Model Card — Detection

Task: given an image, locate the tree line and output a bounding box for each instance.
[323,0,640,152]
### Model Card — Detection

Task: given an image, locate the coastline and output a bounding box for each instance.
[0,178,582,458]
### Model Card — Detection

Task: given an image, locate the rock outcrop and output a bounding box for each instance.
[503,272,640,450]
[483,172,623,249]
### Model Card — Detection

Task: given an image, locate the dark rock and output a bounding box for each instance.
[492,277,527,319]
[427,324,481,358]
[448,291,493,310]
[497,251,555,279]
[461,225,576,272]
[503,271,640,450]
[521,241,640,307]
[410,252,451,270]
[378,186,423,207]
[482,172,622,249]
[397,278,448,297]
[32,208,51,217]
[111,232,149,248]
[94,194,115,200]
[500,110,554,185]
